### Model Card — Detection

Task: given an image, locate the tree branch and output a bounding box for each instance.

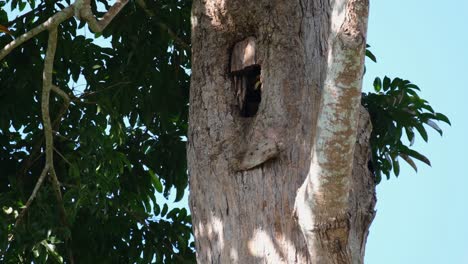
[42,27,75,264]
[42,27,67,225]
[17,95,70,186]
[76,0,129,33]
[52,85,71,104]
[15,165,50,226]
[0,5,74,60]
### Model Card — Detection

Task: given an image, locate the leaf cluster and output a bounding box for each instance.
[362,47,450,183]
[0,0,194,263]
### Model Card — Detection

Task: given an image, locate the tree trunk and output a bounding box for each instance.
[188,0,376,263]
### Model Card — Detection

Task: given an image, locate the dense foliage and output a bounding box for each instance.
[1,0,194,262]
[0,1,449,263]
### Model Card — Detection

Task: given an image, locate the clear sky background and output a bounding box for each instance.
[363,1,468,263]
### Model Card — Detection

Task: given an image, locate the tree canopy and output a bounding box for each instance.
[1,0,194,262]
[0,0,449,263]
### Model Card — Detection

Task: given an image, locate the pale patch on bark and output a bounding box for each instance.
[248,230,284,261]
[294,0,369,262]
[230,248,239,262]
[231,37,257,72]
[194,216,226,262]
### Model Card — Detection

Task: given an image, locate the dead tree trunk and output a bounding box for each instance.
[188,0,376,263]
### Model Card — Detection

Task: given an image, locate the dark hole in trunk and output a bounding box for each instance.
[240,66,261,117]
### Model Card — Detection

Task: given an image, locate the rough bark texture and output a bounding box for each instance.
[188,0,375,263]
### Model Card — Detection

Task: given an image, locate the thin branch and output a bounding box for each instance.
[53,146,72,167]
[15,165,50,226]
[52,130,75,143]
[42,28,57,177]
[17,97,70,182]
[73,81,131,98]
[0,5,74,60]
[77,0,129,33]
[42,27,66,225]
[52,85,71,103]
[52,94,72,128]
[42,27,75,264]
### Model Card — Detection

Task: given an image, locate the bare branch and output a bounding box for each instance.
[52,85,71,104]
[77,0,129,32]
[0,6,74,61]
[42,28,67,223]
[17,94,70,180]
[42,29,57,171]
[73,81,131,98]
[42,27,75,263]
[54,146,73,167]
[15,165,50,226]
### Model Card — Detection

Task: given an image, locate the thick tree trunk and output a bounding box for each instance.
[188,0,375,263]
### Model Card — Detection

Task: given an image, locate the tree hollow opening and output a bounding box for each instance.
[238,66,261,117]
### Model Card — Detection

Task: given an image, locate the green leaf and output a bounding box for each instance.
[405,127,415,146]
[373,77,382,92]
[405,83,420,91]
[385,152,392,167]
[425,120,443,136]
[400,154,418,172]
[28,0,36,9]
[69,164,80,179]
[393,156,400,177]
[174,187,185,202]
[167,208,179,219]
[415,123,428,142]
[390,77,401,90]
[435,112,451,125]
[383,76,391,91]
[161,203,168,217]
[366,49,377,63]
[19,1,26,11]
[149,169,163,193]
[154,203,160,216]
[178,208,188,221]
[406,148,431,166]
[420,103,435,113]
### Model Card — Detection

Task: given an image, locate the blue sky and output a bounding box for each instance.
[363,1,468,263]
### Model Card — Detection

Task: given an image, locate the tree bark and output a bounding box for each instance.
[188,0,375,263]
